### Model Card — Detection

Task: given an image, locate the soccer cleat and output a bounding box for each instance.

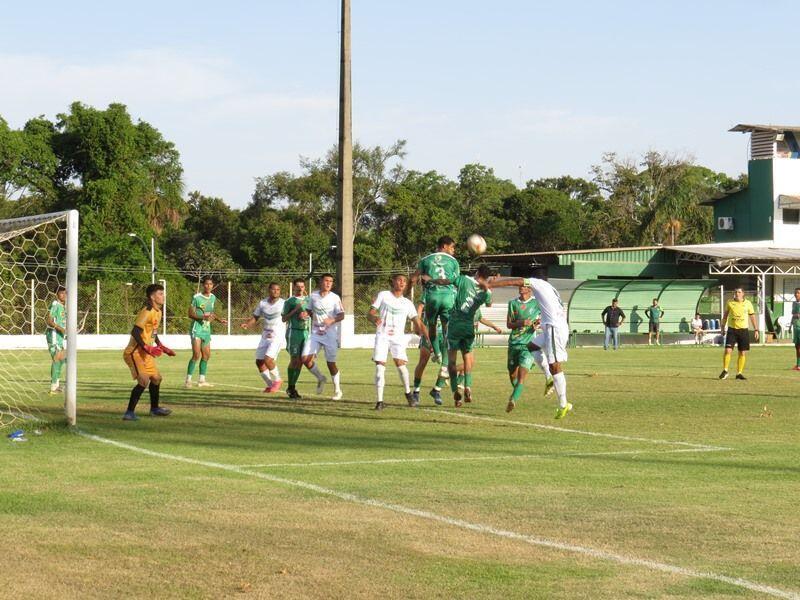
[122,411,139,421]
[405,392,418,407]
[792,365,800,371]
[429,389,443,406]
[184,380,193,389]
[735,373,747,381]
[454,389,463,408]
[544,378,555,397]
[149,407,172,416]
[554,402,573,420]
[316,376,328,395]
[198,381,214,388]
[287,387,301,399]
[464,388,472,403]
[48,389,62,396]
[332,389,343,400]
[718,370,729,380]
[262,386,271,393]
[412,390,420,404]
[374,401,385,411]
[268,379,283,393]
[506,400,515,413]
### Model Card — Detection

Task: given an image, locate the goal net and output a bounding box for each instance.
[0,210,78,427]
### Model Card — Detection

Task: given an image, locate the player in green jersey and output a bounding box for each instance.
[411,236,460,364]
[45,286,67,394]
[453,308,502,394]
[505,284,553,412]
[436,265,522,407]
[282,278,312,398]
[412,289,449,405]
[792,288,800,371]
[186,276,227,388]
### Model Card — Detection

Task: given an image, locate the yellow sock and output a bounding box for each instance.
[737,353,746,374]
[723,353,732,371]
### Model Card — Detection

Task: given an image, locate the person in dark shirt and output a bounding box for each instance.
[601,298,625,350]
[644,298,665,346]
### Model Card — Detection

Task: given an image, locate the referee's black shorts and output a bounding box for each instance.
[725,327,750,351]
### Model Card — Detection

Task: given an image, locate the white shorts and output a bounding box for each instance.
[255,330,286,360]
[302,333,339,362]
[372,333,410,363]
[532,324,569,364]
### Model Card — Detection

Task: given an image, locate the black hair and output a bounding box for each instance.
[436,236,455,248]
[268,281,281,289]
[475,264,494,279]
[612,297,619,303]
[320,273,334,280]
[292,278,306,286]
[201,275,214,284]
[55,285,66,294]
[145,283,164,309]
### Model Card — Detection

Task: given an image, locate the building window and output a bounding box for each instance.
[783,208,800,225]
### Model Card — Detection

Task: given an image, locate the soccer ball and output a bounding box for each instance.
[466,234,487,256]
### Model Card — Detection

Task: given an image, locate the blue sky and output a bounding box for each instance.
[2,1,799,207]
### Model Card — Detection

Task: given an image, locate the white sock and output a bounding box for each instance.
[198,374,206,383]
[260,370,272,385]
[309,362,325,382]
[269,366,280,381]
[533,351,552,380]
[553,372,567,408]
[185,374,192,383]
[396,364,411,393]
[375,364,385,403]
[332,371,341,391]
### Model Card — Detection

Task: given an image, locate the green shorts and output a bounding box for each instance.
[424,292,455,329]
[507,345,534,372]
[794,324,800,346]
[46,331,64,358]
[190,331,211,348]
[286,331,309,357]
[447,320,475,353]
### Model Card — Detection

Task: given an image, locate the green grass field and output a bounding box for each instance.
[2,346,799,599]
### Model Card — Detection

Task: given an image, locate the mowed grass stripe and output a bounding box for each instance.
[79,430,800,600]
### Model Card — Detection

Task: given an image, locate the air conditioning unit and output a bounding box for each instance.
[717,217,735,231]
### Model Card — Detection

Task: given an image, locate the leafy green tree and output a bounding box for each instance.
[457,164,516,253]
[503,187,588,252]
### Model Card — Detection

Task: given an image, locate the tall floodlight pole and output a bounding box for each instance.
[336,0,355,343]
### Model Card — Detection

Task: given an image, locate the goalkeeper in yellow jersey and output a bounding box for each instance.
[122,283,175,420]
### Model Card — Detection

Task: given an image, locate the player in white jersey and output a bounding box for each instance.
[301,273,345,399]
[368,274,429,410]
[522,276,572,419]
[241,282,286,393]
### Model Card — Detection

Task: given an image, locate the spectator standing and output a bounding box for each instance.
[644,298,664,346]
[601,298,625,350]
[691,313,704,345]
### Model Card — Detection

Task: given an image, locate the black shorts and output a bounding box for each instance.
[725,327,750,351]
[649,322,659,333]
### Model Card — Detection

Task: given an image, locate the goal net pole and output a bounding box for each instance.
[65,210,78,426]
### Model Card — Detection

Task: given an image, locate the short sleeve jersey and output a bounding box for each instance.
[507,297,540,347]
[371,291,417,336]
[309,290,344,337]
[792,300,800,325]
[133,306,162,346]
[526,278,568,328]
[450,275,491,323]
[254,298,286,337]
[725,299,754,329]
[48,300,66,333]
[283,296,310,335]
[417,252,460,294]
[645,306,663,324]
[190,293,217,335]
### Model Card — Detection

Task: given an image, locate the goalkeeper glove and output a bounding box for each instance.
[143,344,163,357]
[157,341,176,357]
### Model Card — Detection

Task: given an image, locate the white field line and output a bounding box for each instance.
[78,431,798,600]
[422,409,731,451]
[237,447,727,469]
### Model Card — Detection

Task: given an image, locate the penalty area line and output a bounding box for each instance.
[237,446,727,469]
[421,408,732,451]
[78,431,796,600]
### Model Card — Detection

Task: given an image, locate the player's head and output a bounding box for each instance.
[652,298,658,305]
[436,236,456,255]
[795,287,800,300]
[201,276,214,294]
[733,287,744,301]
[145,283,165,309]
[518,284,531,300]
[390,273,408,293]
[55,285,66,302]
[292,278,306,297]
[473,264,494,283]
[319,273,334,292]
[611,298,619,306]
[268,282,281,299]
[695,313,701,319]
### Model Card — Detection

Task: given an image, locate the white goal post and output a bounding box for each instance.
[0,210,79,426]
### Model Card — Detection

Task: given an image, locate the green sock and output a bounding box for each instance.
[464,373,473,389]
[511,381,524,401]
[187,359,197,376]
[413,377,422,391]
[199,359,208,376]
[449,371,458,393]
[441,347,449,367]
[288,367,300,387]
[796,355,800,367]
[435,375,447,389]
[50,361,59,384]
[456,374,464,387]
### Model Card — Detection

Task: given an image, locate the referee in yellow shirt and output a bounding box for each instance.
[719,287,759,380]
